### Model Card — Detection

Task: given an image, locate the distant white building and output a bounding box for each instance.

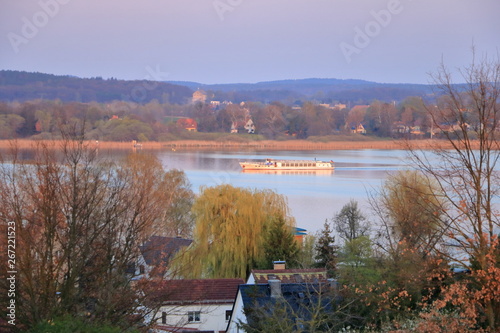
[231,118,255,134]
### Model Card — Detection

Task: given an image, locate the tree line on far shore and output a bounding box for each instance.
[0,93,463,142]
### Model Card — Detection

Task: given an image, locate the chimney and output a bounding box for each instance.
[273,260,286,270]
[268,279,282,298]
[328,278,339,294]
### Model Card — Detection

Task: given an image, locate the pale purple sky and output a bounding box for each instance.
[1,0,499,84]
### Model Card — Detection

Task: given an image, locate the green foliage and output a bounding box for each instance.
[340,236,373,267]
[338,236,380,287]
[101,117,153,141]
[0,114,25,138]
[258,215,300,269]
[296,234,317,268]
[28,315,138,333]
[314,220,338,276]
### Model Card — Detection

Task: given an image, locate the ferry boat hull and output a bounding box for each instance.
[239,159,334,171]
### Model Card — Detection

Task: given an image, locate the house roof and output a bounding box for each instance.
[238,282,337,329]
[139,236,192,266]
[350,105,369,112]
[176,118,198,129]
[250,268,327,284]
[294,227,307,236]
[150,279,244,304]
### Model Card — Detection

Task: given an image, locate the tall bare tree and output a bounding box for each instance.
[0,137,191,330]
[370,170,446,258]
[405,53,500,329]
[333,200,369,244]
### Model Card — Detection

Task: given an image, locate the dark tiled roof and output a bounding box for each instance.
[251,268,327,284]
[151,279,244,304]
[139,236,192,266]
[239,282,337,329]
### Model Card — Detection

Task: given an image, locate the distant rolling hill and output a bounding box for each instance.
[168,78,437,104]
[0,70,438,105]
[0,70,193,104]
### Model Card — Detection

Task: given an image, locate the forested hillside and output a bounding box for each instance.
[0,70,193,104]
[169,78,437,104]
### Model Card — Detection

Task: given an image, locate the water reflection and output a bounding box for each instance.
[241,169,334,176]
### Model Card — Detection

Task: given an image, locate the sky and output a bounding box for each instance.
[1,0,499,85]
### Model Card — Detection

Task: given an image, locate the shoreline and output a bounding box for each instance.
[0,139,460,151]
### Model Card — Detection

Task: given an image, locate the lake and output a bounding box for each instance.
[156,149,410,233]
[0,146,411,233]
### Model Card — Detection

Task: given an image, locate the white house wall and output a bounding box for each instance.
[226,291,246,333]
[156,303,233,332]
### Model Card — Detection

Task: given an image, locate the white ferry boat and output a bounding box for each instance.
[239,158,334,171]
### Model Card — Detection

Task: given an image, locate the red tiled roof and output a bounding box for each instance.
[350,105,369,111]
[177,118,198,129]
[150,279,244,304]
[251,268,328,284]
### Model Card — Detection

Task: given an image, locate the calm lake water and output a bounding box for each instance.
[0,147,410,233]
[156,150,411,233]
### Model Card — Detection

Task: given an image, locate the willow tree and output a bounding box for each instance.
[178,184,294,279]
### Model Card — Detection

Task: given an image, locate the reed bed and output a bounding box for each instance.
[0,139,463,152]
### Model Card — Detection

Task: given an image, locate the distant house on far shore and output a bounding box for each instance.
[176,118,198,132]
[231,118,255,134]
[351,123,366,134]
